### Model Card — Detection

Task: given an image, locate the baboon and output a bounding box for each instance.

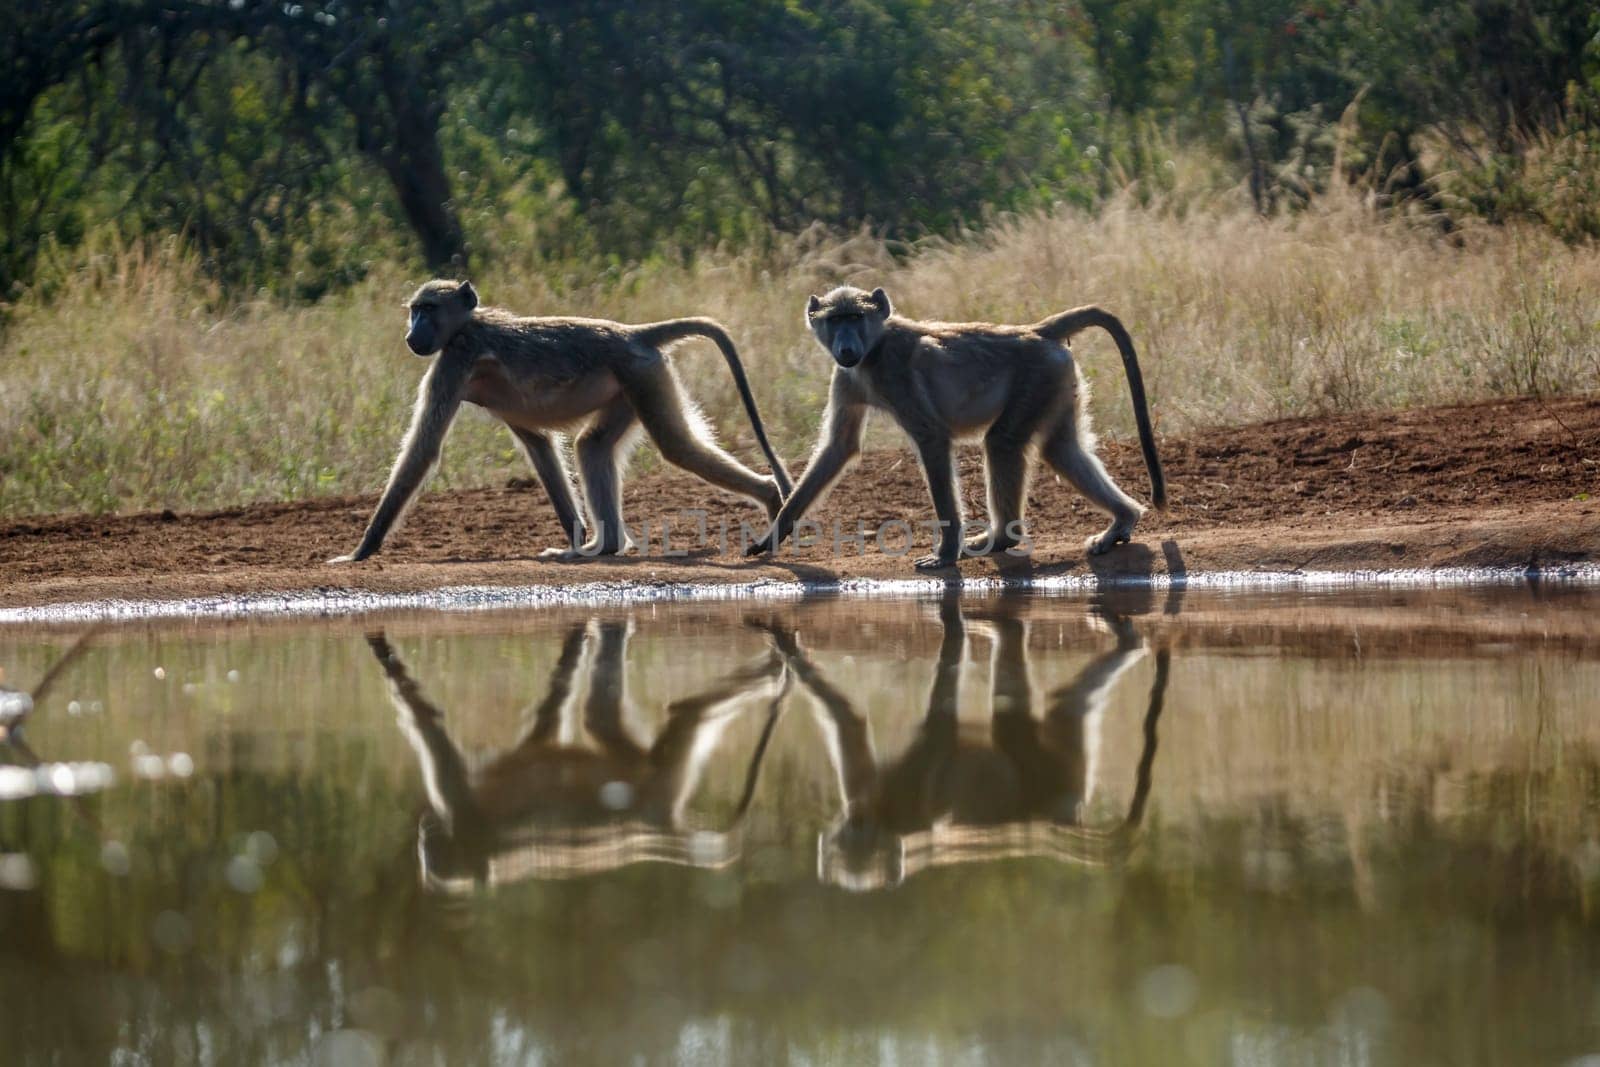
[761,595,1169,890]
[367,620,790,890]
[331,280,793,563]
[747,286,1165,568]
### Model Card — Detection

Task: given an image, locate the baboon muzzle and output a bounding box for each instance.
[405,328,436,356]
[832,342,865,368]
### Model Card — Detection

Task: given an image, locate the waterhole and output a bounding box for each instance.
[2,583,1598,1064]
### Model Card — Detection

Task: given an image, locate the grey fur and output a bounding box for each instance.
[332,280,792,563]
[750,285,1166,569]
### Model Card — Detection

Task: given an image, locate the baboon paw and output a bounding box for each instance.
[326,552,366,565]
[1085,530,1132,556]
[961,535,1020,558]
[541,543,623,562]
[913,553,960,570]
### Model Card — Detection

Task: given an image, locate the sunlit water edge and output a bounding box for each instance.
[4,561,1598,625]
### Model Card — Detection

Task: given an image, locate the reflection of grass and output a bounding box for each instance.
[4,190,1600,517]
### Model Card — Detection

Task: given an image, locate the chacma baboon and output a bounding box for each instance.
[760,595,1168,890]
[367,619,790,891]
[747,286,1165,568]
[331,280,793,563]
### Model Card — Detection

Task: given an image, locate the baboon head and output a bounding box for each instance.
[806,285,892,369]
[405,279,479,356]
[416,811,492,893]
[818,815,904,891]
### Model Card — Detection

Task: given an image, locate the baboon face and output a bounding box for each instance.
[405,279,479,356]
[807,286,892,369]
[417,811,490,891]
[818,817,904,891]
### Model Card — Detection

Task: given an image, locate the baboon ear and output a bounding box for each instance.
[459,280,479,311]
[870,287,892,318]
[807,294,822,318]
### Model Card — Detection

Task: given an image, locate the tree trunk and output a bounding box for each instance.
[373,107,466,271]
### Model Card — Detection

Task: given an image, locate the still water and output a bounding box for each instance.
[2,584,1599,1065]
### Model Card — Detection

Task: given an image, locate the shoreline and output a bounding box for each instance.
[4,396,1596,622]
[4,562,1600,626]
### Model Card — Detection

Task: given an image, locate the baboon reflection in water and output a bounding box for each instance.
[0,630,114,820]
[367,621,789,893]
[762,596,1170,891]
[0,629,97,760]
[371,601,1166,893]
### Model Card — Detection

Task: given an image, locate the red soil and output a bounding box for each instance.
[2,397,1597,610]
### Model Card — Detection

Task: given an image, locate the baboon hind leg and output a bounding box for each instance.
[510,428,587,553]
[569,396,641,558]
[967,430,1033,557]
[584,620,647,762]
[619,360,783,519]
[1041,408,1144,556]
[967,376,1061,558]
[505,623,589,754]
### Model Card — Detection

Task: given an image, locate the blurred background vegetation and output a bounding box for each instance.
[1,0,1598,516]
[6,0,1599,297]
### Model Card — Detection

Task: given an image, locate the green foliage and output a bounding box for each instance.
[0,1,1597,299]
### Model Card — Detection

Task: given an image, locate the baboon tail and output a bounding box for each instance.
[633,318,794,496]
[1035,306,1166,510]
[1121,648,1170,831]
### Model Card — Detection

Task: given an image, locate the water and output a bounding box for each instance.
[1,584,1598,1065]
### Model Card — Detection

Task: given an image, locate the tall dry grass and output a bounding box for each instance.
[3,189,1598,517]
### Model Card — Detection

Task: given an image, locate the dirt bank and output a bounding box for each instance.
[2,397,1597,612]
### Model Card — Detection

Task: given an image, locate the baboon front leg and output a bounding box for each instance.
[746,384,867,557]
[567,397,640,559]
[332,357,470,563]
[747,440,853,557]
[510,428,587,553]
[620,361,784,519]
[1042,414,1144,556]
[912,433,963,569]
[755,622,878,812]
[366,633,483,831]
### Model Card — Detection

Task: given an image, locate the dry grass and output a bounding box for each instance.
[3,189,1599,518]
